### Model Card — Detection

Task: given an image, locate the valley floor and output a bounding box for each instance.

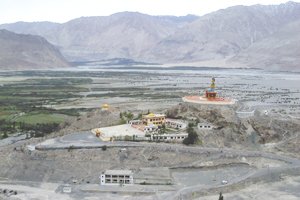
[1,67,300,199]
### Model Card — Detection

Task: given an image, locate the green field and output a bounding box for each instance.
[14,113,66,124]
[0,72,94,137]
[0,70,182,137]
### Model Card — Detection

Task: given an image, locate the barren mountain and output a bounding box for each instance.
[0,12,198,61]
[229,19,300,71]
[149,2,300,64]
[1,2,300,71]
[0,30,70,70]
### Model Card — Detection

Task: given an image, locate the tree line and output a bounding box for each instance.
[0,119,60,139]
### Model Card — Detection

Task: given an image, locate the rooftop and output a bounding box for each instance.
[103,170,133,175]
[95,124,144,138]
[143,113,165,118]
[102,104,109,108]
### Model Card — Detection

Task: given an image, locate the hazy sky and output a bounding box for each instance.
[0,0,299,24]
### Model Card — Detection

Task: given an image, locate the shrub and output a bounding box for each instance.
[124,135,132,141]
[102,145,107,151]
[68,145,75,152]
[183,125,199,145]
[1,132,8,139]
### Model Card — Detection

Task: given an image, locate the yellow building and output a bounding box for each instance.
[101,104,110,111]
[142,113,166,126]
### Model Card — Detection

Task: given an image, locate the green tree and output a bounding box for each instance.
[102,145,107,151]
[160,124,166,134]
[126,112,134,120]
[188,122,196,128]
[218,192,224,200]
[136,113,142,120]
[1,132,8,139]
[183,124,199,145]
[124,135,132,141]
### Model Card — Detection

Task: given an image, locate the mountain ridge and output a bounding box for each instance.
[0,29,70,70]
[1,2,300,71]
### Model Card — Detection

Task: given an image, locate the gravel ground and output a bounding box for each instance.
[198,175,300,200]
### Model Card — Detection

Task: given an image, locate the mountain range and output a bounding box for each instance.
[0,30,70,70]
[0,1,300,71]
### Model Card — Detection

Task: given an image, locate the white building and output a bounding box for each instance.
[165,119,187,129]
[129,120,143,125]
[235,110,255,118]
[62,184,72,193]
[129,120,159,133]
[143,124,158,133]
[27,145,35,151]
[129,118,187,133]
[151,133,188,142]
[198,123,214,130]
[100,170,133,185]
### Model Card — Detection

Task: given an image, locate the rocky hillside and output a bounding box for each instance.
[0,30,70,70]
[229,19,300,71]
[166,103,300,148]
[151,2,300,71]
[1,2,300,71]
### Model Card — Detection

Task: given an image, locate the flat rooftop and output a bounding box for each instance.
[142,113,165,119]
[103,170,133,175]
[97,124,144,138]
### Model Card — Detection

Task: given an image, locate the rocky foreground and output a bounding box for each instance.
[0,103,300,199]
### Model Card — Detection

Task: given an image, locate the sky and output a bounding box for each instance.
[0,0,299,24]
